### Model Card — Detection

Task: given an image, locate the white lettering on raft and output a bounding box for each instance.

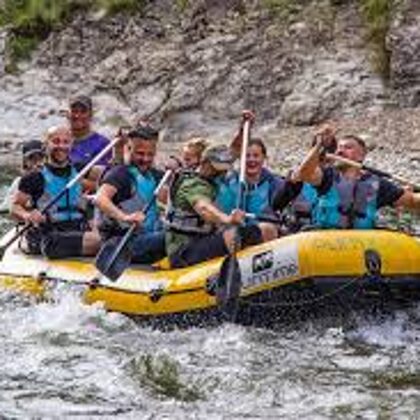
[239,243,300,289]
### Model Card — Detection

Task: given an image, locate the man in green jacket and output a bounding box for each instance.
[165,145,263,268]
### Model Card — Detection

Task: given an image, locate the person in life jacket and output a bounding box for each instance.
[214,111,281,240]
[94,124,167,264]
[160,137,210,208]
[273,123,338,232]
[11,126,101,258]
[293,126,420,229]
[165,144,266,268]
[0,139,45,213]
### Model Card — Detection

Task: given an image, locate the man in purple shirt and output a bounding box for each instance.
[68,95,112,169]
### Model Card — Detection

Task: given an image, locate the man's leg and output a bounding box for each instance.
[170,232,228,268]
[82,230,101,256]
[222,224,263,252]
[40,230,84,259]
[131,231,166,264]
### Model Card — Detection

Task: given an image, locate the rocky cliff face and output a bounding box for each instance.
[32,0,389,140]
[0,0,419,173]
[389,0,420,106]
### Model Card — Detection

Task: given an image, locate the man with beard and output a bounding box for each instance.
[11,126,100,258]
[94,124,166,264]
[293,127,420,228]
[67,95,111,168]
[272,124,338,232]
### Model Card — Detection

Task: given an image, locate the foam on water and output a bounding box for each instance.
[1,174,420,417]
[1,282,420,417]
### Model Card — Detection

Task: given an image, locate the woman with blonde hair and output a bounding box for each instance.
[180,137,209,169]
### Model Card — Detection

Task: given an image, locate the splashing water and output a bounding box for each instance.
[0,169,420,418]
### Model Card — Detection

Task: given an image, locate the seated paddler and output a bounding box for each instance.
[94,124,166,264]
[293,124,420,229]
[272,123,338,233]
[165,144,264,268]
[214,111,284,239]
[11,126,100,258]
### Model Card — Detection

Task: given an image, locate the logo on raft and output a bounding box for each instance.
[241,246,300,289]
[252,250,274,273]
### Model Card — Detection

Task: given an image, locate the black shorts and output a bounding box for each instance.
[170,224,262,268]
[23,220,85,259]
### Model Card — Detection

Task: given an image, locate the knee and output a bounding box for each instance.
[258,222,278,242]
[82,231,101,256]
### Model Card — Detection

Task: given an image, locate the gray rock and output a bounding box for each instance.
[389,2,420,106]
[0,0,419,159]
[279,54,387,126]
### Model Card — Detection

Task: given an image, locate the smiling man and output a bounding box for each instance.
[293,127,420,229]
[67,95,111,168]
[11,126,100,258]
[94,124,166,264]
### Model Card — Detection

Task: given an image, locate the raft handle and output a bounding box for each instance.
[364,249,382,277]
[36,271,47,283]
[149,287,165,303]
[205,275,218,296]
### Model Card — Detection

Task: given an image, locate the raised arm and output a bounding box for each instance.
[291,124,336,185]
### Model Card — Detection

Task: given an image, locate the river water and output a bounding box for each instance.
[0,180,420,418]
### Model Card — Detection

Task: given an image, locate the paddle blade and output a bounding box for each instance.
[95,237,133,281]
[216,254,242,306]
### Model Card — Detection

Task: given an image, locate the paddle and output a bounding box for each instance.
[245,212,284,225]
[326,153,420,192]
[0,136,122,260]
[216,119,251,312]
[95,169,172,282]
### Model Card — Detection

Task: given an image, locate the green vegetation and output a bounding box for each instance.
[175,0,189,13]
[359,0,397,79]
[0,0,144,71]
[262,0,306,20]
[369,371,420,390]
[129,354,204,402]
[0,0,399,78]
[262,0,398,78]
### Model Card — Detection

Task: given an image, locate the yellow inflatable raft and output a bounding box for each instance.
[0,228,419,324]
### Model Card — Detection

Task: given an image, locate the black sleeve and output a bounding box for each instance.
[101,165,133,204]
[272,179,303,211]
[377,178,404,208]
[18,172,44,205]
[151,168,164,183]
[316,167,334,196]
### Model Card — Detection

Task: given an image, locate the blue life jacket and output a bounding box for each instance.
[121,166,161,233]
[313,170,380,229]
[38,166,84,223]
[290,183,318,224]
[215,168,281,216]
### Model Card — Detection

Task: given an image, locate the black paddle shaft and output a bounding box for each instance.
[95,169,172,281]
[216,120,252,314]
[99,202,153,281]
[0,136,122,259]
